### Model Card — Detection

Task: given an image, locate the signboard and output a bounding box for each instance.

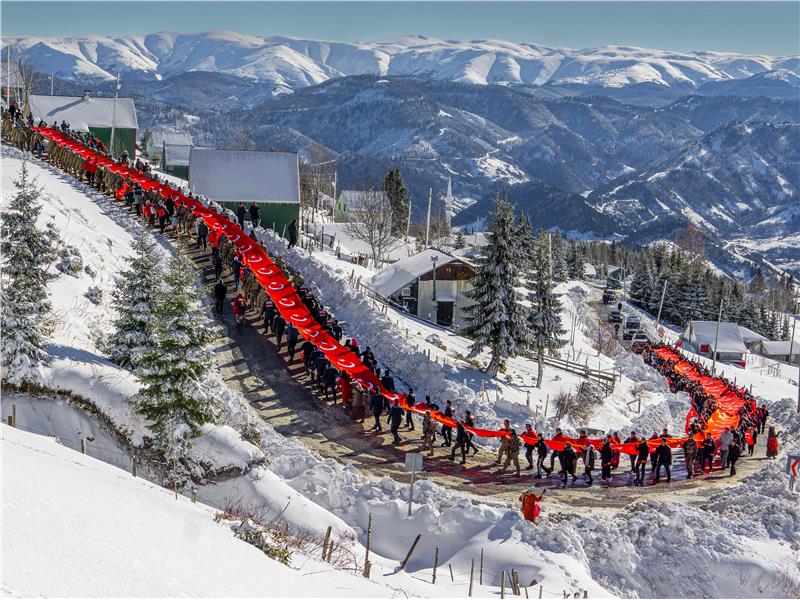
[405,452,423,473]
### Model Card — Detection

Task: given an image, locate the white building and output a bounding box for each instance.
[366,248,475,328]
[146,129,193,160]
[751,340,800,365]
[682,321,748,365]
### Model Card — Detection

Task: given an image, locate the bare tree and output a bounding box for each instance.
[342,189,400,267]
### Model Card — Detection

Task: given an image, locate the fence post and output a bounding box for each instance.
[6,416,12,427]
[501,571,506,599]
[526,391,530,408]
[322,525,332,562]
[539,585,543,599]
[363,513,372,578]
[131,456,137,477]
[469,558,474,596]
[449,564,454,582]
[80,438,86,454]
[191,487,197,503]
[12,404,16,427]
[432,546,439,584]
[544,394,549,417]
[479,548,483,585]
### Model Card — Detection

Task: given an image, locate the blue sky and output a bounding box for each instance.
[2,1,798,55]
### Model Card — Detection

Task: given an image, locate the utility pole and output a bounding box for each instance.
[711,296,724,375]
[6,47,11,107]
[50,74,54,96]
[405,196,412,244]
[425,187,432,248]
[548,232,553,282]
[431,256,439,302]
[655,280,667,339]
[790,296,799,413]
[109,71,120,159]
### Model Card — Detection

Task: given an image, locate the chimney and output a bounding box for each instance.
[83,89,92,100]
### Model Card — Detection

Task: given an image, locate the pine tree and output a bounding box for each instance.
[0,161,58,379]
[629,252,654,310]
[515,213,536,274]
[527,237,567,387]
[567,242,585,280]
[462,196,531,375]
[131,254,219,456]
[454,229,465,250]
[108,232,163,369]
[551,233,569,282]
[383,168,410,237]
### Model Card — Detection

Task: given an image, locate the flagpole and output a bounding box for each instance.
[109,72,120,158]
[425,187,432,248]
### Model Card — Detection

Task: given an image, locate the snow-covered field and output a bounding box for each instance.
[3,147,800,598]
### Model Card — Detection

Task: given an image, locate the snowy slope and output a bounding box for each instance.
[0,425,395,598]
[4,31,798,91]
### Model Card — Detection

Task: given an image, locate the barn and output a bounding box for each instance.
[26,92,138,159]
[188,148,300,236]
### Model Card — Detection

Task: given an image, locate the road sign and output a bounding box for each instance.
[405,453,423,517]
[787,455,799,492]
[405,452,423,472]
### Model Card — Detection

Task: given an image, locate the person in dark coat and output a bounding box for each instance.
[534,435,548,478]
[262,301,277,334]
[759,405,769,434]
[623,432,639,474]
[213,279,227,314]
[544,428,564,476]
[449,421,468,465]
[728,441,741,476]
[583,443,596,485]
[649,432,659,472]
[322,364,339,402]
[213,252,223,280]
[249,202,260,228]
[236,202,247,228]
[701,434,716,473]
[231,255,242,289]
[389,400,404,444]
[600,438,614,481]
[301,340,314,372]
[197,220,209,250]
[634,439,649,486]
[405,387,416,430]
[683,435,698,478]
[654,438,672,483]
[286,323,299,361]
[560,443,577,484]
[464,410,479,455]
[523,423,536,470]
[273,314,286,348]
[288,219,298,248]
[440,400,453,446]
[369,391,384,432]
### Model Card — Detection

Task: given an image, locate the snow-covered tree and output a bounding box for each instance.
[527,237,568,387]
[629,252,654,310]
[0,161,58,380]
[453,229,466,250]
[108,232,163,369]
[463,196,531,375]
[567,242,585,280]
[551,233,569,282]
[131,254,219,456]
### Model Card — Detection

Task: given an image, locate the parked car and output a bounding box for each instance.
[602,290,616,304]
[622,316,642,339]
[606,279,622,290]
[631,332,650,353]
[608,309,622,323]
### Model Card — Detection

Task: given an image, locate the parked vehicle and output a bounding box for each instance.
[608,309,622,323]
[622,316,642,339]
[602,290,616,304]
[631,332,650,352]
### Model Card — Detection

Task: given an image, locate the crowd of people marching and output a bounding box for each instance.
[3,104,783,491]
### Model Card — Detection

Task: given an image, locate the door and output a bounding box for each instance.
[437,301,454,326]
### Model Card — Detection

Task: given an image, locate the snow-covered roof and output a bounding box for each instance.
[738,325,767,344]
[189,149,300,204]
[151,130,192,147]
[756,340,800,356]
[27,94,138,130]
[338,190,389,212]
[583,263,597,277]
[307,222,410,261]
[163,143,191,166]
[366,248,468,297]
[684,321,747,354]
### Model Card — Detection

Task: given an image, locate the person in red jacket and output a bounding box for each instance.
[766,429,779,459]
[232,292,248,326]
[519,485,545,524]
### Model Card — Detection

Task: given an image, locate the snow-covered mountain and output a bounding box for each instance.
[5,30,799,92]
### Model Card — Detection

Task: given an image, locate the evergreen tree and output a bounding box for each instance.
[515,213,536,274]
[463,196,531,375]
[567,242,585,280]
[739,298,761,332]
[383,168,410,237]
[453,229,465,250]
[108,232,163,369]
[527,237,567,387]
[0,161,58,379]
[629,252,654,310]
[551,233,569,282]
[131,254,219,456]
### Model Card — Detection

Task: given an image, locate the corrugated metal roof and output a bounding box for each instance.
[188,148,300,204]
[27,94,138,130]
